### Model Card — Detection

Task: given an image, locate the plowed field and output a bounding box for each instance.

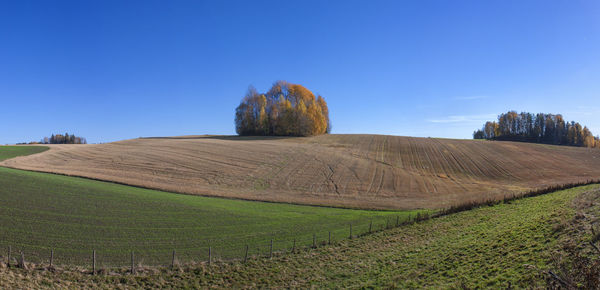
[3,134,600,209]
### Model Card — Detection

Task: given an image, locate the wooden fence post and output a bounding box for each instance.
[396,216,399,227]
[313,234,316,248]
[131,251,135,274]
[292,239,296,253]
[208,247,212,265]
[328,232,331,245]
[92,250,96,275]
[244,245,249,263]
[7,246,11,267]
[19,251,25,269]
[269,239,273,259]
[171,250,176,270]
[50,249,54,268]
[369,220,372,233]
[349,224,353,239]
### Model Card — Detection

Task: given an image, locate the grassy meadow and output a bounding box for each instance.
[2,183,594,288]
[183,184,588,288]
[0,158,416,267]
[0,146,48,161]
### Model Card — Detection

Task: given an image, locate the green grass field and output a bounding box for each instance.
[0,146,417,267]
[0,145,48,161]
[176,184,588,288]
[2,181,593,288]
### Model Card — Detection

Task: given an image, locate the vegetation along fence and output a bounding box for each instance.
[2,179,599,272]
[0,213,428,270]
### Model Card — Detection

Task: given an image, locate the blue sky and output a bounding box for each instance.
[1,0,599,144]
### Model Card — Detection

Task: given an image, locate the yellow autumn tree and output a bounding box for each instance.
[307,100,326,135]
[295,99,308,135]
[274,95,293,136]
[583,126,596,148]
[316,95,331,133]
[257,94,268,135]
[235,81,330,136]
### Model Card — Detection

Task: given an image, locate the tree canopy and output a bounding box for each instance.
[41,133,87,144]
[473,111,600,148]
[235,81,330,137]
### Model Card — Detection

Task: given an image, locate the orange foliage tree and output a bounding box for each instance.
[235,81,330,136]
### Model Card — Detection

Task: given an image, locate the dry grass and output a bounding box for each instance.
[3,134,600,209]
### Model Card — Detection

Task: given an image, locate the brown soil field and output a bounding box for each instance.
[3,134,600,210]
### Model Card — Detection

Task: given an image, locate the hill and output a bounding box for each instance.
[3,134,600,209]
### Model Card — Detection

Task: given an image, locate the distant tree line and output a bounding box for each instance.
[235,81,330,137]
[40,133,87,144]
[473,111,600,148]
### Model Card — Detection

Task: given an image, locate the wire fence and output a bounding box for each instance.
[5,180,597,272]
[0,213,425,270]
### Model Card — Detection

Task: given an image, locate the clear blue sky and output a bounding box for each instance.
[1,0,599,144]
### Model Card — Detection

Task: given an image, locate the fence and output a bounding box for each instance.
[0,213,427,270]
[3,179,599,272]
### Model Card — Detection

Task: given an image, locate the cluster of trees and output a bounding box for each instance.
[41,133,87,144]
[473,111,600,148]
[235,81,330,136]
